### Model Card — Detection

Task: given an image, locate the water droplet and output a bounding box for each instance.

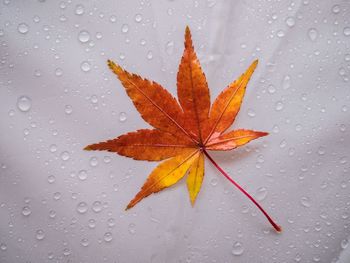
[87,219,96,229]
[81,238,89,247]
[285,17,295,27]
[134,14,142,23]
[55,68,63,77]
[282,75,291,89]
[104,156,111,163]
[277,30,285,38]
[107,218,115,227]
[332,5,340,14]
[76,202,88,214]
[47,175,55,184]
[64,105,73,115]
[231,241,244,256]
[22,206,31,216]
[78,170,88,180]
[255,187,267,201]
[17,23,29,34]
[17,96,32,112]
[275,101,284,111]
[339,156,347,164]
[210,178,218,186]
[344,54,350,62]
[341,239,349,249]
[267,84,276,94]
[119,112,127,122]
[295,124,302,132]
[0,243,7,251]
[300,196,311,207]
[147,51,153,60]
[75,4,84,15]
[113,184,119,191]
[104,232,113,242]
[53,192,61,200]
[95,32,102,40]
[80,61,91,72]
[109,15,117,23]
[60,151,70,161]
[247,108,256,117]
[92,201,102,213]
[165,41,174,55]
[308,28,318,41]
[78,30,90,43]
[340,124,346,132]
[63,248,71,256]
[121,24,129,33]
[48,210,56,219]
[128,223,136,234]
[49,144,57,153]
[343,27,350,37]
[89,157,98,167]
[35,229,45,240]
[317,146,326,155]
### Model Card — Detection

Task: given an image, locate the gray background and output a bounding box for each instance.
[1,0,350,262]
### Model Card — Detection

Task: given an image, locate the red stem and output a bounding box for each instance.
[202,149,282,233]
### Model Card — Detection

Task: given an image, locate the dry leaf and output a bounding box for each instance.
[84,26,281,232]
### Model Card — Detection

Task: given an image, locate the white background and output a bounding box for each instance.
[1,0,350,262]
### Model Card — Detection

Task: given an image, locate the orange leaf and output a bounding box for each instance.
[206,60,258,141]
[84,27,281,232]
[177,26,210,143]
[206,129,269,151]
[85,129,195,161]
[126,150,199,210]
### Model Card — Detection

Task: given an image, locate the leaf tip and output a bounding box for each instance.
[83,145,92,151]
[259,131,269,137]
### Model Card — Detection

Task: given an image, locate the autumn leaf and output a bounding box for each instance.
[84,26,281,232]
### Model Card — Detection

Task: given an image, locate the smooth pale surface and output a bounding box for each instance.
[0,0,349,262]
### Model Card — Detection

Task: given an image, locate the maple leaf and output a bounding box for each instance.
[84,26,281,232]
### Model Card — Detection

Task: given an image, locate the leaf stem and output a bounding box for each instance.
[202,149,282,233]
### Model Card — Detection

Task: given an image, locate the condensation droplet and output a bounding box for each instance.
[134,14,142,23]
[110,15,117,23]
[76,202,88,214]
[121,24,129,33]
[231,241,244,256]
[282,75,291,89]
[300,196,311,207]
[317,146,326,155]
[55,68,63,77]
[165,41,174,55]
[0,243,7,251]
[64,105,73,115]
[49,144,57,153]
[22,206,32,216]
[308,28,318,41]
[81,61,91,72]
[47,175,55,183]
[210,178,218,186]
[78,170,88,180]
[60,151,70,161]
[88,219,96,229]
[332,5,340,14]
[255,187,267,201]
[341,239,349,249]
[92,201,102,213]
[89,157,98,167]
[35,229,45,240]
[119,112,127,122]
[18,23,29,34]
[75,4,84,15]
[17,96,32,112]
[267,84,276,94]
[147,51,153,60]
[343,27,350,37]
[275,101,284,111]
[78,30,90,43]
[247,108,256,117]
[285,17,295,27]
[81,238,89,247]
[104,232,113,242]
[128,223,136,234]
